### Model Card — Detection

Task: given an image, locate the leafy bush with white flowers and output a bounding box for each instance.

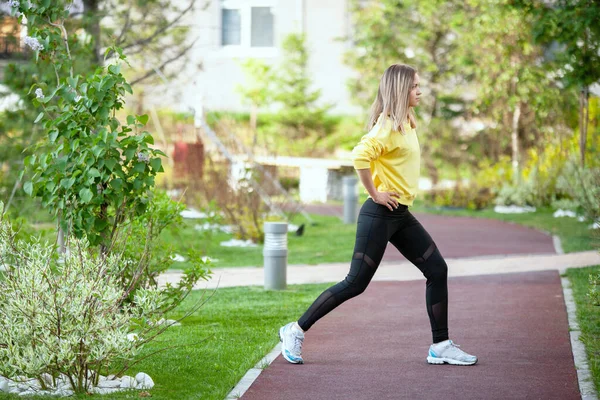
[0,203,168,394]
[0,1,212,395]
[556,161,600,224]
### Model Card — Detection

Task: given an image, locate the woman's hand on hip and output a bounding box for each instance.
[373,191,401,211]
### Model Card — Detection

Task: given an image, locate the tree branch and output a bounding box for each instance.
[106,0,199,59]
[129,38,198,86]
[114,4,132,47]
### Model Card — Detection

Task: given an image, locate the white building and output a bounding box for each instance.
[160,0,361,114]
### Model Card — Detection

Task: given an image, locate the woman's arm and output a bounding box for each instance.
[356,168,400,211]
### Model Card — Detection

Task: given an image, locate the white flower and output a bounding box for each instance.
[35,88,44,99]
[8,0,19,7]
[24,36,44,51]
[127,333,140,342]
[137,152,150,163]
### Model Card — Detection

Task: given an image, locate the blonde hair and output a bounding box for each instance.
[366,64,417,133]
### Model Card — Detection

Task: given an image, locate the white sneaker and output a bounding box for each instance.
[279,322,304,364]
[427,339,477,366]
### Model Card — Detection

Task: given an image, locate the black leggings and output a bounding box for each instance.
[298,198,449,343]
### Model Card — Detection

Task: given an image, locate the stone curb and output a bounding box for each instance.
[561,277,598,400]
[224,344,281,400]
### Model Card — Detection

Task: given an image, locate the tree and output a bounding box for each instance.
[455,0,565,181]
[343,0,411,110]
[343,0,467,183]
[273,33,333,141]
[81,0,203,85]
[1,0,202,218]
[343,0,573,185]
[236,59,274,144]
[515,0,600,167]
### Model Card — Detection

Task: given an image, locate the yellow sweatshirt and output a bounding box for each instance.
[351,114,421,206]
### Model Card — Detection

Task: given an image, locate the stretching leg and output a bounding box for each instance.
[298,212,389,332]
[389,212,449,343]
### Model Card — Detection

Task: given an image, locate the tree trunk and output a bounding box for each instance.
[83,0,101,65]
[579,86,589,167]
[58,225,66,254]
[511,103,521,183]
[251,103,258,148]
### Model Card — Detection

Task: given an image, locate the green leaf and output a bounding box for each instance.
[137,114,149,125]
[111,178,123,191]
[60,178,76,189]
[34,112,44,123]
[108,64,121,75]
[124,147,136,161]
[23,182,33,196]
[144,176,155,186]
[99,107,109,121]
[124,83,133,94]
[150,158,162,172]
[104,158,117,171]
[133,162,146,173]
[94,218,109,231]
[92,146,103,158]
[133,178,143,190]
[79,188,93,203]
[67,76,79,88]
[143,134,154,145]
[109,117,120,132]
[49,130,59,143]
[127,115,136,125]
[88,168,101,178]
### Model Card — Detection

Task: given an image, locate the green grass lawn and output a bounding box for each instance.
[565,265,600,394]
[162,203,597,269]
[0,284,332,400]
[161,213,358,269]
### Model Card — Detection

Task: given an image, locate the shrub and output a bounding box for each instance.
[279,176,300,191]
[188,154,266,243]
[556,161,600,223]
[0,207,153,393]
[494,173,538,207]
[423,185,494,210]
[116,190,211,304]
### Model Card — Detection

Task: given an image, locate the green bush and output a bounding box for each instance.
[556,161,600,222]
[279,176,300,191]
[494,174,538,207]
[422,185,494,210]
[0,208,154,393]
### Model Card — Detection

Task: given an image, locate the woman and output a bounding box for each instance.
[279,64,477,366]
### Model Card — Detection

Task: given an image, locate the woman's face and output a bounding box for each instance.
[408,73,421,107]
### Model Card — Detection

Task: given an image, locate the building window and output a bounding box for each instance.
[250,7,274,47]
[222,9,241,46]
[221,1,275,49]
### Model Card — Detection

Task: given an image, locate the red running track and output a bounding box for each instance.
[301,204,556,259]
[242,270,579,400]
